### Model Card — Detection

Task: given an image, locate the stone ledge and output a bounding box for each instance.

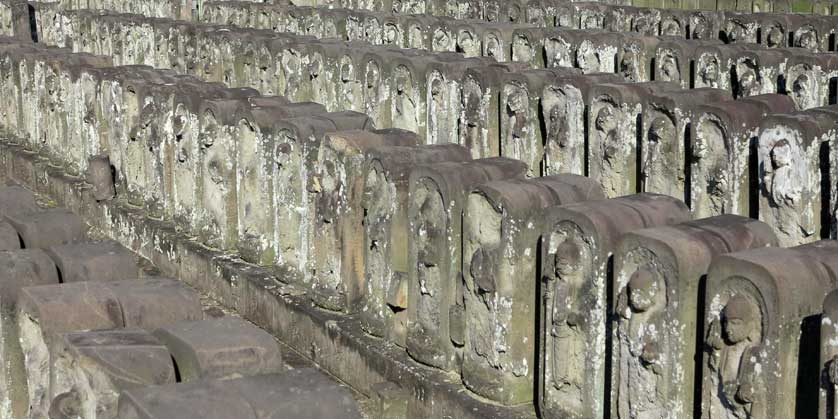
[0,138,535,419]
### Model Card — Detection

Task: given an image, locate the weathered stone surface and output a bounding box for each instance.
[269,112,373,282]
[758,106,838,247]
[589,81,679,198]
[117,369,363,419]
[701,240,838,419]
[0,249,59,419]
[6,208,85,249]
[461,175,604,405]
[641,88,730,201]
[654,39,722,89]
[49,329,175,419]
[499,67,578,176]
[153,316,282,381]
[235,98,328,267]
[360,143,471,344]
[821,290,838,419]
[541,72,623,176]
[407,157,526,371]
[0,184,39,216]
[612,215,776,419]
[44,240,139,283]
[425,54,490,146]
[309,129,417,311]
[85,155,116,201]
[617,34,660,82]
[691,94,796,218]
[540,193,690,419]
[460,62,526,159]
[785,52,838,110]
[18,278,200,418]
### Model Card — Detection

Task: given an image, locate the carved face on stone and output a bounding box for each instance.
[554,240,582,279]
[408,25,423,49]
[699,56,719,86]
[691,15,711,39]
[583,14,600,29]
[721,295,760,344]
[384,24,399,45]
[395,67,411,96]
[620,50,639,81]
[736,61,759,97]
[507,89,527,115]
[648,116,674,145]
[485,35,502,60]
[365,61,380,93]
[595,103,618,137]
[509,5,522,22]
[513,36,534,64]
[796,28,818,51]
[547,100,568,147]
[485,1,500,21]
[791,73,814,110]
[660,53,681,82]
[578,45,601,73]
[661,18,682,36]
[627,269,660,313]
[633,15,653,34]
[458,31,478,56]
[770,138,792,170]
[766,26,785,48]
[433,29,451,51]
[545,39,570,68]
[725,22,746,43]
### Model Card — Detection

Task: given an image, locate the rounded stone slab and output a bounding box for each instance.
[0,221,21,251]
[108,278,202,330]
[117,369,363,419]
[153,316,282,381]
[44,240,139,283]
[0,185,39,217]
[0,249,59,309]
[5,209,85,249]
[57,329,175,390]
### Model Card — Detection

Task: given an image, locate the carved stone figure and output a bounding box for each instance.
[462,175,603,405]
[541,194,690,419]
[613,215,777,419]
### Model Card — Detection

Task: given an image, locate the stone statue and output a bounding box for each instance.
[659,53,681,84]
[504,88,528,158]
[393,66,417,132]
[705,295,764,418]
[615,268,667,419]
[549,239,588,412]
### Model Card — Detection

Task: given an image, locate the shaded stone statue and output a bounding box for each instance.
[705,295,764,419]
[549,239,588,412]
[615,268,667,419]
[504,88,528,163]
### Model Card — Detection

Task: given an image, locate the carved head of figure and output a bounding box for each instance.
[485,35,502,60]
[383,24,399,45]
[627,269,660,313]
[470,247,498,296]
[796,28,819,51]
[699,56,719,86]
[365,60,380,91]
[766,25,785,48]
[648,116,674,147]
[485,0,500,21]
[583,14,600,29]
[513,36,534,64]
[770,138,792,170]
[620,49,639,81]
[691,15,711,39]
[546,39,569,68]
[430,77,445,108]
[395,67,411,96]
[509,4,522,23]
[722,295,761,345]
[408,25,423,49]
[735,61,759,98]
[458,31,478,56]
[578,45,601,73]
[660,53,681,82]
[595,103,618,139]
[554,239,583,280]
[633,15,653,35]
[661,18,682,36]
[507,88,527,115]
[791,73,814,110]
[547,99,568,147]
[433,29,451,51]
[725,22,745,43]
